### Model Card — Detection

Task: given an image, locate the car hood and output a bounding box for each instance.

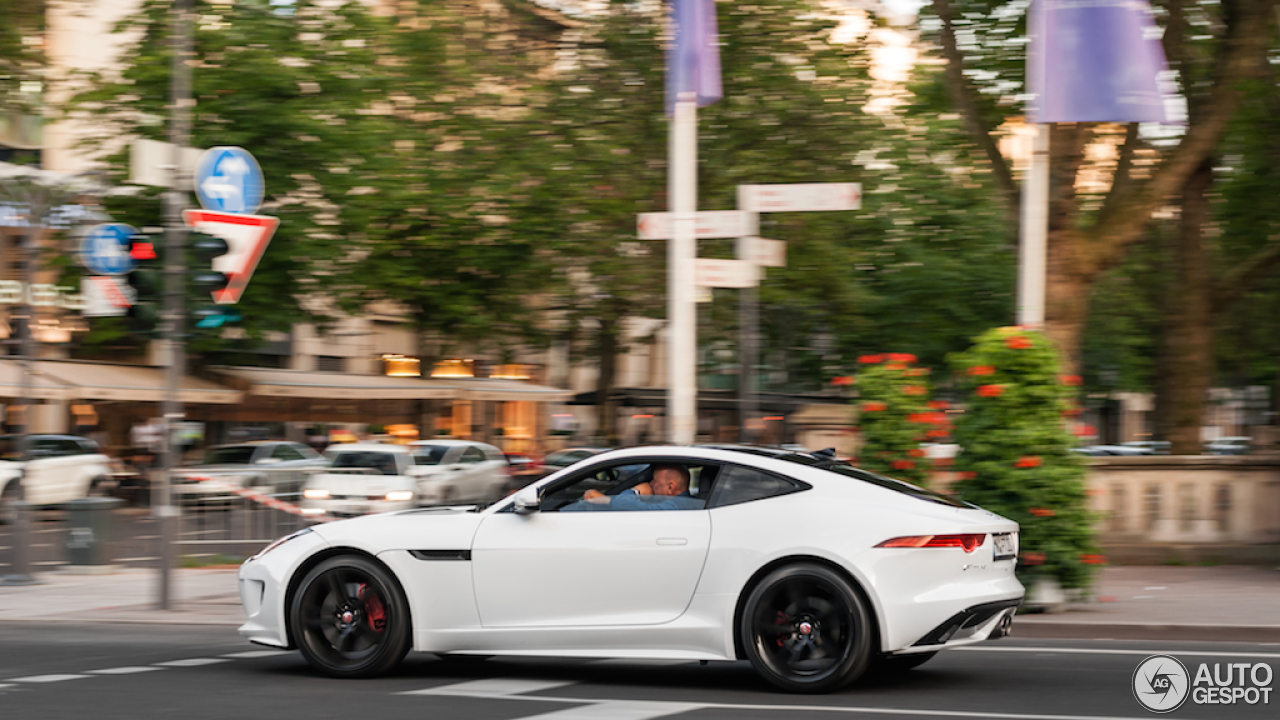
[310,506,485,551]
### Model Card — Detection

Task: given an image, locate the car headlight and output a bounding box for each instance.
[303,488,331,500]
[248,527,314,561]
[384,490,414,502]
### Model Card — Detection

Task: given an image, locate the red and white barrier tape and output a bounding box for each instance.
[183,475,335,522]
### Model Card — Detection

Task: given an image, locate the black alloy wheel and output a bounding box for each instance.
[290,555,411,678]
[741,563,872,693]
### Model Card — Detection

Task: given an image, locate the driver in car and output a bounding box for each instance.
[561,464,703,512]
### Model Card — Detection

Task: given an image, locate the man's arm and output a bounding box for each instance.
[608,493,704,512]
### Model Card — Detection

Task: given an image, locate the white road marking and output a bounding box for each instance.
[1144,586,1167,590]
[955,645,1280,659]
[519,700,703,720]
[88,666,162,675]
[221,650,289,659]
[154,658,228,667]
[401,678,575,697]
[10,674,91,683]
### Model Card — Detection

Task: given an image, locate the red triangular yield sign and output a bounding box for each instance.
[182,209,279,304]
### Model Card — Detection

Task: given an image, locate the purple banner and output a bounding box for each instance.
[1028,0,1170,123]
[666,0,723,115]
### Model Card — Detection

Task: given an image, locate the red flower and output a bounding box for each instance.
[862,401,887,412]
[905,367,930,377]
[907,413,928,424]
[890,459,915,470]
[908,448,926,458]
[887,353,917,363]
[977,384,1004,398]
[1021,551,1046,566]
[928,400,950,410]
[1029,506,1056,517]
[831,376,854,386]
[932,457,953,467]
[967,365,995,376]
[957,471,978,480]
[885,362,908,371]
[1015,456,1043,468]
[926,428,949,438]
[1072,424,1096,437]
[1060,374,1082,386]
[903,385,926,396]
[1063,406,1083,418]
[858,354,884,364]
[1006,335,1032,350]
[1080,554,1107,565]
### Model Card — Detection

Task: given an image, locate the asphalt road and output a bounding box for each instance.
[1,626,1276,720]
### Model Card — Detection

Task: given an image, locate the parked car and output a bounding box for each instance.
[1121,440,1171,455]
[510,446,612,487]
[1070,444,1154,456]
[406,439,510,504]
[302,443,419,518]
[172,441,325,509]
[0,434,114,523]
[1205,436,1251,455]
[239,444,1023,692]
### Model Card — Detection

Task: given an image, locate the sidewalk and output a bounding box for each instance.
[1,564,1278,642]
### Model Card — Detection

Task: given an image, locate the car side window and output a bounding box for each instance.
[271,444,305,462]
[707,464,805,509]
[460,446,486,464]
[540,461,715,513]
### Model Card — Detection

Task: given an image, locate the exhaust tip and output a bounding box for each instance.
[992,612,1014,639]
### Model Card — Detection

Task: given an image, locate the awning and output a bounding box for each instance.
[0,360,73,401]
[35,360,242,404]
[210,366,457,400]
[443,377,575,402]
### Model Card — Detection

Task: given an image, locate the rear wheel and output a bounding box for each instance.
[289,555,411,678]
[741,563,873,693]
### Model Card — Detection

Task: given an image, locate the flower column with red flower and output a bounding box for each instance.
[949,326,1100,592]
[848,353,939,487]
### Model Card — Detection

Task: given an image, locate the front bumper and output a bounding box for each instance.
[237,528,330,648]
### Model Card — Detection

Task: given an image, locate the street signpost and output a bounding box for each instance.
[182,209,278,304]
[736,236,786,268]
[637,210,750,240]
[82,276,133,317]
[80,223,138,276]
[695,258,759,288]
[738,182,862,213]
[194,146,265,216]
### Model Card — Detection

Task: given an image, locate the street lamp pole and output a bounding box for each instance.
[156,0,193,611]
[0,221,39,586]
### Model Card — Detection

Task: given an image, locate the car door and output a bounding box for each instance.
[470,458,712,628]
[456,444,493,502]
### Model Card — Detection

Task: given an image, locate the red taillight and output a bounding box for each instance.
[875,534,985,553]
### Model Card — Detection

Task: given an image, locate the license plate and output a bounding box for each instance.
[992,532,1016,560]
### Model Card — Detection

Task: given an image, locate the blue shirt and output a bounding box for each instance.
[560,490,703,512]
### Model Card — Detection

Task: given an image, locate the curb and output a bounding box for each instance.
[1012,621,1280,643]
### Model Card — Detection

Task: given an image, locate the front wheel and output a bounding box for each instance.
[741,563,873,693]
[289,555,411,678]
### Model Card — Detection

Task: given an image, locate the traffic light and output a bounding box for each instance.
[187,232,237,329]
[125,234,161,334]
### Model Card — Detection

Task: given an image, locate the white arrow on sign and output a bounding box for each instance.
[637,210,750,240]
[738,182,862,213]
[182,209,279,304]
[695,258,759,288]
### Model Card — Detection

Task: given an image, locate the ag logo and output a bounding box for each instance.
[1134,654,1190,713]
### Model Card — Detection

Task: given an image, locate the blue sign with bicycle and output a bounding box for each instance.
[80,223,138,276]
[194,146,264,215]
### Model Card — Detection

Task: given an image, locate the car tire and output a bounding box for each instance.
[86,476,112,497]
[289,555,412,678]
[0,480,18,525]
[740,563,873,693]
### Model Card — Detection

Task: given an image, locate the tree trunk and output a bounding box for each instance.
[1161,159,1216,454]
[594,317,620,446]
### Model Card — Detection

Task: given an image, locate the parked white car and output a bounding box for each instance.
[406,440,510,505]
[173,441,325,509]
[301,443,419,518]
[0,434,114,522]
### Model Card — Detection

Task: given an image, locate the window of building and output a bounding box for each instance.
[316,355,346,373]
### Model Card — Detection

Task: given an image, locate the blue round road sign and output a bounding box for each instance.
[194,146,264,215]
[81,223,138,276]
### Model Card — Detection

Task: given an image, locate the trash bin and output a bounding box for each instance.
[63,496,125,570]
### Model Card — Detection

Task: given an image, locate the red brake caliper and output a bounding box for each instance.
[776,611,790,647]
[357,584,387,632]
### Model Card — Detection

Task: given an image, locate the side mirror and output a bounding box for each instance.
[512,487,540,515]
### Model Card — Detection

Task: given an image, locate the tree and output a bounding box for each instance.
[851,353,944,486]
[923,0,1280,451]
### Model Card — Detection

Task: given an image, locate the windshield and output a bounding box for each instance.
[201,446,257,465]
[332,451,401,475]
[411,445,449,466]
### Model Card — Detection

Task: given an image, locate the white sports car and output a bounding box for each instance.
[238,445,1023,693]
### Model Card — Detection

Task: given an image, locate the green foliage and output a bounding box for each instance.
[851,354,941,487]
[949,327,1098,590]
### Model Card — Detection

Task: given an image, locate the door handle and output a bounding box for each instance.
[656,537,688,546]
